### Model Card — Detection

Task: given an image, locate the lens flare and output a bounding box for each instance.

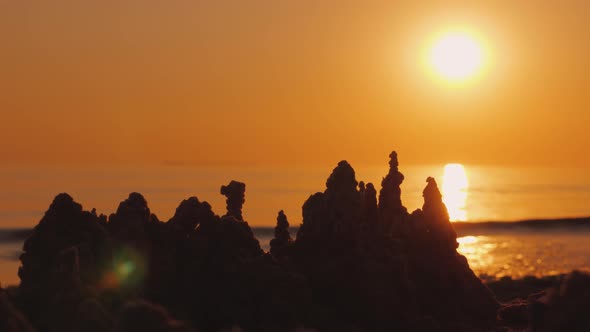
[100,247,146,291]
[117,261,135,278]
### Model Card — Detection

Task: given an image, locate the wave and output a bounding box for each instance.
[2,217,590,245]
[0,228,33,243]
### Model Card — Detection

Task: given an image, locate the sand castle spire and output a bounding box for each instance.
[220,180,246,221]
[270,210,292,259]
[421,176,457,250]
[378,151,408,233]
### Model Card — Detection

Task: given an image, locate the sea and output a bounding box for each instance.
[1,164,590,286]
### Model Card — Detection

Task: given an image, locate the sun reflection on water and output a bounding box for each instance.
[457,235,496,278]
[457,233,590,281]
[457,235,478,245]
[442,163,469,221]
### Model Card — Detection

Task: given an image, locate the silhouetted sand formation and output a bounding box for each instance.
[0,287,34,332]
[2,151,588,331]
[378,151,407,235]
[496,271,590,331]
[115,301,194,332]
[17,193,111,331]
[269,211,292,261]
[220,181,246,221]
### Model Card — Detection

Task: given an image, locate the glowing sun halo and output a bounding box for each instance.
[429,32,484,81]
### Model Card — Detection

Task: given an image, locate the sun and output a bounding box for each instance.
[428,32,484,81]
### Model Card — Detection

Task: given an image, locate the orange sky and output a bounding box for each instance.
[1,1,589,169]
